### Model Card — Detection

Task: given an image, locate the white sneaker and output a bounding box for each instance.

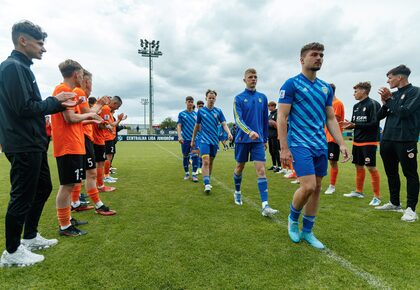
[343,191,364,198]
[290,179,300,184]
[277,168,287,174]
[103,176,117,183]
[183,174,190,180]
[21,233,58,251]
[375,202,403,212]
[261,205,279,217]
[284,170,294,178]
[204,184,211,194]
[401,207,418,222]
[234,191,242,205]
[0,245,44,267]
[324,185,335,195]
[368,197,381,206]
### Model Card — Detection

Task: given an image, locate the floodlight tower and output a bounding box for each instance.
[138,39,162,134]
[140,98,149,130]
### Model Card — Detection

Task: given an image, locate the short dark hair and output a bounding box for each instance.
[301,42,324,57]
[12,20,47,45]
[112,95,122,104]
[205,89,217,96]
[387,65,411,77]
[268,101,276,107]
[88,96,97,106]
[58,59,83,78]
[185,96,194,102]
[329,83,336,94]
[197,100,204,106]
[353,81,371,94]
[83,69,92,79]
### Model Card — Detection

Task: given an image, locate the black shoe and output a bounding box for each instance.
[268,166,275,171]
[79,193,90,204]
[274,167,281,173]
[59,225,87,237]
[70,217,88,226]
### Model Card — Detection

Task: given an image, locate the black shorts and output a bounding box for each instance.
[328,142,340,161]
[105,140,115,155]
[352,145,377,167]
[84,136,96,171]
[56,154,84,185]
[94,144,106,162]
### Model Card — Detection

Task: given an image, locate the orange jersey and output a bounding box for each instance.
[92,105,109,145]
[326,98,345,143]
[101,105,116,141]
[74,87,95,141]
[50,83,85,157]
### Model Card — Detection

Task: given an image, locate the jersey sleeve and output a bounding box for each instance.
[177,112,183,125]
[278,78,295,104]
[218,109,226,123]
[196,110,202,124]
[233,96,252,134]
[263,95,268,142]
[326,84,333,107]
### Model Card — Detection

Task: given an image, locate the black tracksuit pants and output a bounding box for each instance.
[268,137,280,167]
[380,141,419,211]
[4,152,53,253]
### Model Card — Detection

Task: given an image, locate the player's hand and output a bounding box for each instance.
[378,87,392,104]
[228,134,233,141]
[117,113,127,121]
[97,96,111,106]
[340,144,351,163]
[341,119,355,129]
[264,143,268,151]
[248,131,259,140]
[105,124,113,132]
[190,140,195,147]
[61,99,78,107]
[280,147,293,166]
[268,119,277,128]
[54,92,76,103]
[178,137,184,144]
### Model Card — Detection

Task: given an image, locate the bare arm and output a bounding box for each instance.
[191,124,200,147]
[222,122,233,140]
[277,104,293,164]
[62,110,101,124]
[177,123,183,144]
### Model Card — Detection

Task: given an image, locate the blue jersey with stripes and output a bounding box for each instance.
[177,110,197,141]
[195,109,202,143]
[196,106,226,145]
[278,73,333,149]
[233,89,268,143]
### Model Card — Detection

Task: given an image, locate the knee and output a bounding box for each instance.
[301,183,317,195]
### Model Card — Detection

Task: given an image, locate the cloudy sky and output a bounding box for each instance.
[1,0,419,126]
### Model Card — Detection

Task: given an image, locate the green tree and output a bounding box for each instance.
[160,117,177,130]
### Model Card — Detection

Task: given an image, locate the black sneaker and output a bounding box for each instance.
[274,167,281,173]
[268,166,275,171]
[70,217,88,226]
[79,193,90,204]
[59,225,87,237]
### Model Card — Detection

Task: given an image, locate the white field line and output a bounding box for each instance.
[155,142,391,290]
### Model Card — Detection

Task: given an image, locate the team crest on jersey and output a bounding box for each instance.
[214,113,217,118]
[104,115,109,120]
[322,86,328,94]
[408,153,415,159]
[279,90,285,99]
[244,99,248,102]
[80,96,86,102]
[258,98,262,103]
[401,94,405,99]
[365,157,370,163]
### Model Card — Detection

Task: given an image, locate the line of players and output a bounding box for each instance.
[177,45,419,251]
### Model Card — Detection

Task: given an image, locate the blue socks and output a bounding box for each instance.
[191,154,199,173]
[234,172,242,192]
[183,156,189,173]
[257,177,268,203]
[203,175,210,185]
[302,215,316,233]
[289,203,302,222]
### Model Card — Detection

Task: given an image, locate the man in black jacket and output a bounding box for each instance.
[375,65,420,222]
[267,101,281,172]
[0,20,76,267]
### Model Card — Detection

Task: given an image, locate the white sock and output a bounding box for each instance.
[71,201,81,208]
[262,201,268,208]
[95,201,104,209]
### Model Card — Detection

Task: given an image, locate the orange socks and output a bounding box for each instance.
[57,206,71,228]
[330,167,338,186]
[97,167,104,187]
[87,188,101,204]
[356,167,366,193]
[104,160,111,177]
[71,183,82,203]
[370,170,381,198]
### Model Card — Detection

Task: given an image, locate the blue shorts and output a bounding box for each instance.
[200,143,218,158]
[290,146,328,177]
[181,141,197,156]
[235,142,266,163]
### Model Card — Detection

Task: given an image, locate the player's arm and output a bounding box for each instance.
[191,124,200,147]
[277,103,292,164]
[326,106,350,162]
[177,123,183,144]
[390,89,420,118]
[263,98,269,145]
[3,64,73,117]
[221,122,233,141]
[62,110,102,124]
[233,97,257,139]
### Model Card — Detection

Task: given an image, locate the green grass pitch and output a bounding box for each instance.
[0,141,419,289]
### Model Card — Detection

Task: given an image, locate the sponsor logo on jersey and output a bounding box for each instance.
[279,90,286,99]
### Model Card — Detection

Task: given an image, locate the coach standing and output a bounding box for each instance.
[0,20,75,267]
[376,65,420,222]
